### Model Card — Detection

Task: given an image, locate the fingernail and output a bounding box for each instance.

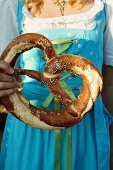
[18,87,22,91]
[9,68,14,74]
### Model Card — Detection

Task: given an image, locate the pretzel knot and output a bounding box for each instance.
[0,33,103,130]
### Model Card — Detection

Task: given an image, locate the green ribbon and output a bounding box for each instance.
[41,93,54,109]
[51,38,72,45]
[60,72,71,81]
[54,97,60,111]
[46,38,74,169]
[59,81,76,101]
[53,86,61,170]
[55,129,61,170]
[55,44,71,55]
[67,128,72,170]
[52,38,72,55]
[41,77,76,109]
[41,37,76,110]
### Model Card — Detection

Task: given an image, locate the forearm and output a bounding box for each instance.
[102,64,113,115]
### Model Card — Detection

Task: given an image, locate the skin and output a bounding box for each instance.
[102,65,113,115]
[102,65,113,169]
[33,0,94,18]
[0,60,19,97]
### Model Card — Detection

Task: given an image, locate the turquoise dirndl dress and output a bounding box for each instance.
[0,0,113,170]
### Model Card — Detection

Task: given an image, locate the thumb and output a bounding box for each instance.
[0,60,14,74]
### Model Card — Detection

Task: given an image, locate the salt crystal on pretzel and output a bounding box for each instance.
[0,33,103,129]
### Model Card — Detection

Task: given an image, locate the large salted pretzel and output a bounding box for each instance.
[0,33,103,130]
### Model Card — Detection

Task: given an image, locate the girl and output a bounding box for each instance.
[0,0,113,169]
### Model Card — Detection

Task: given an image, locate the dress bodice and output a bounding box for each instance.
[18,0,106,89]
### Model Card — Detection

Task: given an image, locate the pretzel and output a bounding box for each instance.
[0,33,103,129]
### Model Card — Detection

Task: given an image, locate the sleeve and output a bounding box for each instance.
[0,0,19,55]
[103,0,113,66]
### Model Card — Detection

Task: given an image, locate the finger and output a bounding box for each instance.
[0,60,14,74]
[0,73,17,82]
[0,88,18,97]
[0,82,20,90]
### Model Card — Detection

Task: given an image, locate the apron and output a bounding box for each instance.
[0,0,113,170]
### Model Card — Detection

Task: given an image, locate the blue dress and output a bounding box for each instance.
[0,1,113,170]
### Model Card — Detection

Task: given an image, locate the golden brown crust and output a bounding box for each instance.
[1,33,57,66]
[0,33,103,129]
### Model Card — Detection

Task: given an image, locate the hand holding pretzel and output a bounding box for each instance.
[0,60,19,97]
[0,33,103,129]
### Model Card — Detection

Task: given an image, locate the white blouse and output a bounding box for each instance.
[0,0,113,66]
[23,0,104,32]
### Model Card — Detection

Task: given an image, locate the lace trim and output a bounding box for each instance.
[22,0,104,23]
